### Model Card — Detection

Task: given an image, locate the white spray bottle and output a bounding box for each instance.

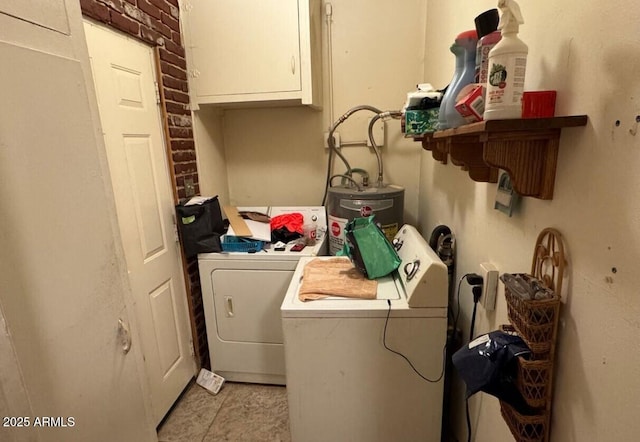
[483,0,528,120]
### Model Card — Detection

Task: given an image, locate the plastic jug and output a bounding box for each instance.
[443,30,478,129]
[436,42,464,131]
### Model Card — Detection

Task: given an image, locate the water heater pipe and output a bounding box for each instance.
[325,3,335,127]
[368,110,402,186]
[322,105,383,205]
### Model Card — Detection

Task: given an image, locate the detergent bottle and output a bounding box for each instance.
[436,41,465,130]
[483,0,528,120]
[438,30,478,129]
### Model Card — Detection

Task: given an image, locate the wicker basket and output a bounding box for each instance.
[500,324,552,409]
[517,357,553,409]
[499,228,566,442]
[503,274,560,355]
[500,401,547,442]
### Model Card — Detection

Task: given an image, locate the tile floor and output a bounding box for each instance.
[157,380,290,442]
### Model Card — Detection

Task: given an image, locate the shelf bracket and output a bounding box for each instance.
[449,136,499,183]
[482,130,561,200]
[421,135,448,164]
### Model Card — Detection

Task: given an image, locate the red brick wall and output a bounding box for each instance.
[81,0,209,369]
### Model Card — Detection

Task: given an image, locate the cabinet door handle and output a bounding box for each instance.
[225,296,234,317]
[291,56,296,75]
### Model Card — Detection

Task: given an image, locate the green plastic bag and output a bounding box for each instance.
[338,216,401,279]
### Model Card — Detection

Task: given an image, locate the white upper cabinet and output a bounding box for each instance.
[182,0,322,107]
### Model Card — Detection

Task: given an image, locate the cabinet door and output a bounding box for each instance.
[188,0,301,99]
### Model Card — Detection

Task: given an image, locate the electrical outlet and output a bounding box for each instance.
[184,177,195,197]
[479,262,499,311]
[323,132,341,149]
[366,118,385,147]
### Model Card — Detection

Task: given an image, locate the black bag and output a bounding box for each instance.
[452,330,534,415]
[175,196,225,258]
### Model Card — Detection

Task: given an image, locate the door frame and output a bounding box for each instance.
[151,47,201,369]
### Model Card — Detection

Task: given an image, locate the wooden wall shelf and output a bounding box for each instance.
[418,116,588,199]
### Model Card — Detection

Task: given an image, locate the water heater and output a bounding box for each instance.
[326,184,405,255]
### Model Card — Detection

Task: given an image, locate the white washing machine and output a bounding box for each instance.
[198,206,326,385]
[281,224,448,442]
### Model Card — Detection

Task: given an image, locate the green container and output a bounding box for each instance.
[405,109,440,135]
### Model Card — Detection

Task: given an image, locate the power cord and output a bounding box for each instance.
[381,272,485,437]
[469,285,482,341]
[453,273,483,340]
[383,299,446,383]
[464,275,484,442]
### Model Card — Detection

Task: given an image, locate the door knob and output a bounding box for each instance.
[118,318,132,354]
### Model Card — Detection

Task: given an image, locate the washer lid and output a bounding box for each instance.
[281,257,445,318]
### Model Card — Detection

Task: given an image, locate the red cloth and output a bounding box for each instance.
[270,213,304,234]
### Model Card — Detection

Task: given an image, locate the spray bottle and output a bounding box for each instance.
[483,0,528,120]
[474,8,500,85]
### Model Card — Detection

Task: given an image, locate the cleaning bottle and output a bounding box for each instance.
[438,30,478,129]
[474,8,501,85]
[443,30,478,128]
[483,0,528,120]
[436,41,465,130]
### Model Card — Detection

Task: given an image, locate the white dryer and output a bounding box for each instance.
[198,206,326,385]
[281,224,448,442]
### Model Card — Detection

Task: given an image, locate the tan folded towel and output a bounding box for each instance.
[298,257,378,301]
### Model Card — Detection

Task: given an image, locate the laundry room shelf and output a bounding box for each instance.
[418,116,588,199]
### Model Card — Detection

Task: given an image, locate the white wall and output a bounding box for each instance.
[193,106,230,204]
[421,0,640,441]
[195,0,428,224]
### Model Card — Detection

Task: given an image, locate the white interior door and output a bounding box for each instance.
[84,21,196,424]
